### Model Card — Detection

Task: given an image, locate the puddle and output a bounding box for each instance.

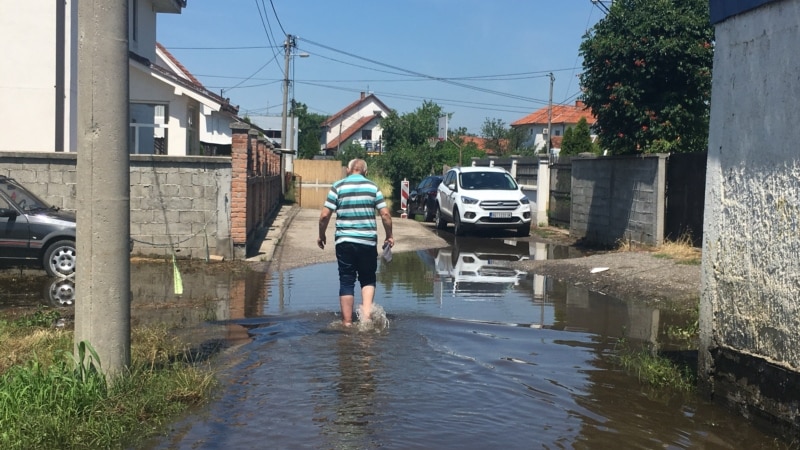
[0,245,791,448]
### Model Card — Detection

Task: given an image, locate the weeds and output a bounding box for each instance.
[0,312,216,449]
[613,337,695,392]
[615,232,701,265]
[652,233,701,265]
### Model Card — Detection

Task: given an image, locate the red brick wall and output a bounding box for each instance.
[230,124,249,245]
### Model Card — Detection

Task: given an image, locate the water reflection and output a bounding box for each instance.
[326,332,380,447]
[44,277,76,307]
[434,238,528,297]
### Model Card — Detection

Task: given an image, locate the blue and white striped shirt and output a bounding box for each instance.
[324,174,387,246]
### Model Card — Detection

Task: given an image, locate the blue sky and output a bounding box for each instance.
[157,1,605,135]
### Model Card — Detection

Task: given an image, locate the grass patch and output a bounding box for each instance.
[652,233,701,265]
[615,233,701,265]
[613,337,695,392]
[0,310,216,449]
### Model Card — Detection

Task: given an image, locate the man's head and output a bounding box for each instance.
[347,158,368,176]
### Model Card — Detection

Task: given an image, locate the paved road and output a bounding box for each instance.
[262,205,448,271]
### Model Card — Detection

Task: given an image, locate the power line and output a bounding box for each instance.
[162,45,278,50]
[591,0,612,14]
[268,0,287,37]
[297,36,547,104]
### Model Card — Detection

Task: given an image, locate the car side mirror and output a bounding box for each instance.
[447,183,456,191]
[0,208,19,218]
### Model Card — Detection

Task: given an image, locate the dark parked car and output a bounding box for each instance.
[409,175,443,222]
[0,175,77,277]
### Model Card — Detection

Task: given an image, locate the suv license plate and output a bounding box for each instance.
[490,212,512,218]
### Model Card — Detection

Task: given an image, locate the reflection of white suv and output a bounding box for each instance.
[435,166,532,236]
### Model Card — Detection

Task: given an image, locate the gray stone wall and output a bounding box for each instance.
[0,152,232,260]
[700,0,800,434]
[570,154,666,247]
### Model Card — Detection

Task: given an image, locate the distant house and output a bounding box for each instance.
[511,100,597,152]
[321,92,392,155]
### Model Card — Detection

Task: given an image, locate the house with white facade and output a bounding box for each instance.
[130,43,239,156]
[321,92,392,155]
[510,100,597,152]
[0,0,240,156]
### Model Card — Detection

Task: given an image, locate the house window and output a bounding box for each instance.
[130,103,168,155]
[555,129,562,136]
[361,130,372,140]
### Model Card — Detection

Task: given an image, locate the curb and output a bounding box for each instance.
[245,203,301,263]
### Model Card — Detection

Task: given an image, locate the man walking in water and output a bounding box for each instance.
[318,158,394,326]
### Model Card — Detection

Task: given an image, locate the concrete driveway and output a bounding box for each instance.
[255,205,448,271]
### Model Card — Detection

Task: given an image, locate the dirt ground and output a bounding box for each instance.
[511,227,702,313]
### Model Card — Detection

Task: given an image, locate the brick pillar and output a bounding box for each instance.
[230,122,250,255]
[258,137,268,176]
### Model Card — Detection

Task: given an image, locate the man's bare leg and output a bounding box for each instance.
[360,285,375,321]
[340,294,355,326]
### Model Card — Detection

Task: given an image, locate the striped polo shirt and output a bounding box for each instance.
[324,174,387,246]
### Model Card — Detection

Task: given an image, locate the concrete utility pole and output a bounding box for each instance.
[546,72,554,154]
[280,34,295,196]
[75,0,131,377]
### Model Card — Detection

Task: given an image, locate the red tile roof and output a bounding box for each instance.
[153,43,238,115]
[321,92,392,127]
[511,100,596,127]
[460,136,508,155]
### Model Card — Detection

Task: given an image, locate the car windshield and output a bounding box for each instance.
[459,172,518,190]
[0,178,53,212]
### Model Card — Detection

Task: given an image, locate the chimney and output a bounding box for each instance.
[575,100,585,108]
[360,92,366,99]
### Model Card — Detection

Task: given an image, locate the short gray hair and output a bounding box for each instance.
[348,158,367,174]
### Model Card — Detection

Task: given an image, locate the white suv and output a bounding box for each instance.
[435,166,532,236]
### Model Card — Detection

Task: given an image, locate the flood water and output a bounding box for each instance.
[0,239,790,448]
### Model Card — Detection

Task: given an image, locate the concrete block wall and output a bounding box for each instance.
[701,0,800,435]
[570,154,666,247]
[129,155,232,260]
[0,152,233,260]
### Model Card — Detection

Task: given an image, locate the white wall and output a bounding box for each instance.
[701,0,800,402]
[0,1,62,151]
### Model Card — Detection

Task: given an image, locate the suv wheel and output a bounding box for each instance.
[43,240,77,278]
[453,208,465,236]
[435,206,447,230]
[423,203,436,222]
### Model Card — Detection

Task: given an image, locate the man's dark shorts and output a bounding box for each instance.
[335,242,378,296]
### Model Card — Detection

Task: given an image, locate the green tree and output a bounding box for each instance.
[560,126,575,155]
[562,117,596,155]
[377,101,449,194]
[480,118,508,155]
[506,126,531,156]
[579,0,713,155]
[336,141,367,165]
[294,102,327,159]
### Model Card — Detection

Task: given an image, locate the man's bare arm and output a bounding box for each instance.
[378,207,394,247]
[318,207,332,249]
